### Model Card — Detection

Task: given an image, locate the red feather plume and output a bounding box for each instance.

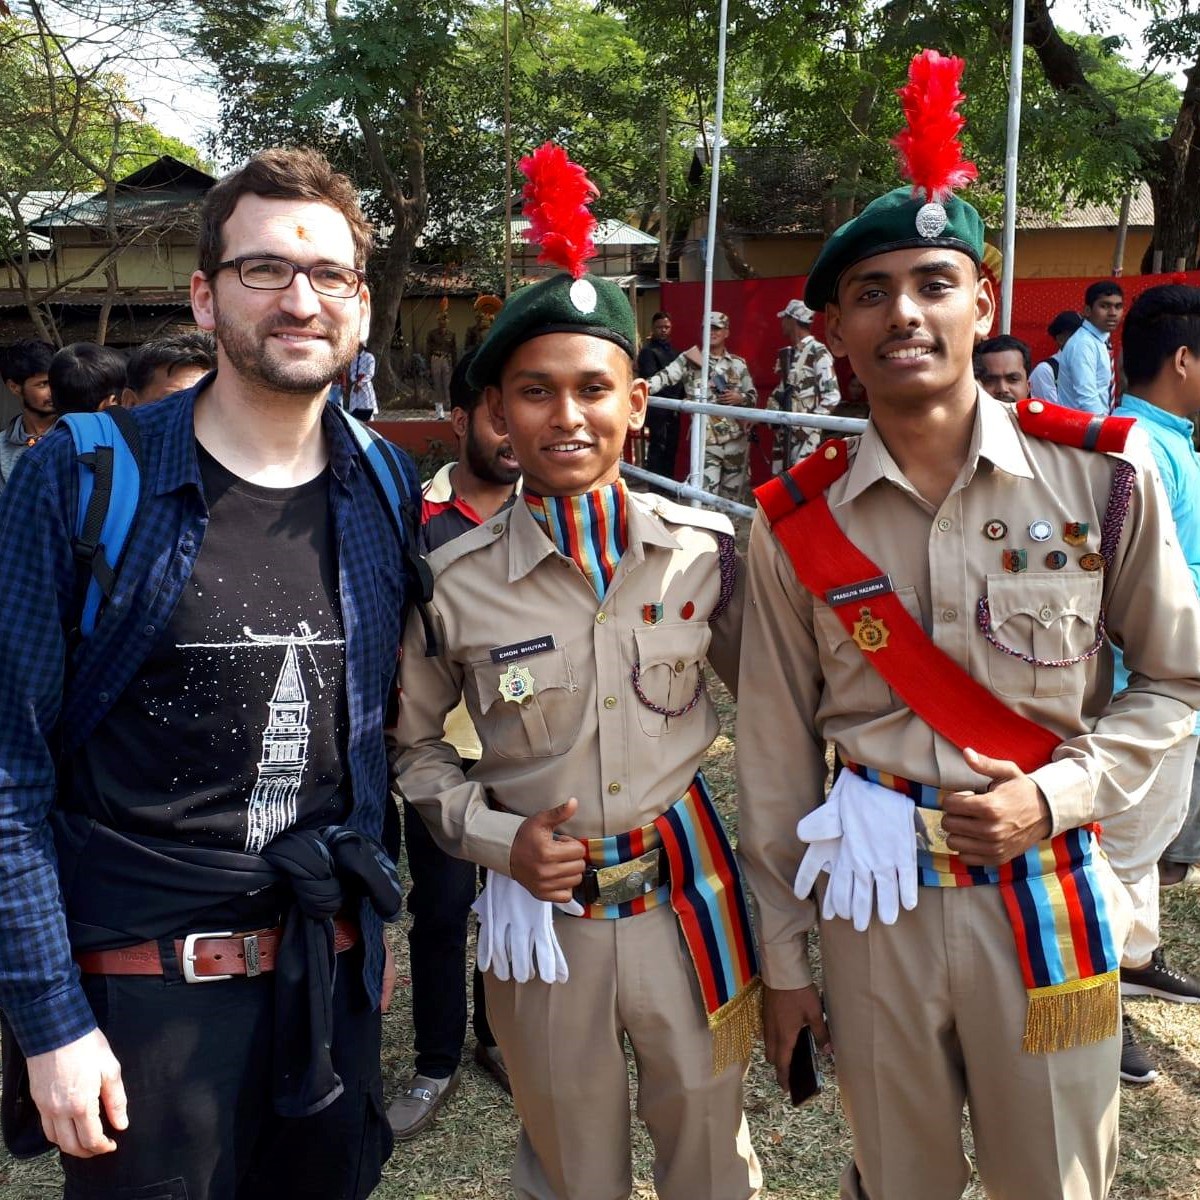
[518,143,599,280]
[891,49,978,203]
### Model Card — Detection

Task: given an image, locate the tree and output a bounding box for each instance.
[1,5,208,343]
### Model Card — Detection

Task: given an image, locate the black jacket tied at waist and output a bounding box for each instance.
[51,812,403,1117]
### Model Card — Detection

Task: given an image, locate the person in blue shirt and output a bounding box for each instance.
[1056,280,1124,415]
[0,148,418,1199]
[1103,283,1200,1084]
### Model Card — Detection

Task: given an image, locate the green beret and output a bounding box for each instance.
[466,272,637,389]
[804,187,985,310]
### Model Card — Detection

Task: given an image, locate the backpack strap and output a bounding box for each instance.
[330,408,439,654]
[61,407,143,639]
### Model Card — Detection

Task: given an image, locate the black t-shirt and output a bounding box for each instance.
[72,443,350,855]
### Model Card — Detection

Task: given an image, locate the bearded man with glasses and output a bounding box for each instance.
[0,147,423,1199]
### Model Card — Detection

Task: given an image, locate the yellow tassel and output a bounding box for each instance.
[1022,972,1119,1055]
[709,978,763,1075]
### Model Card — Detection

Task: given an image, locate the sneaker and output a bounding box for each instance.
[473,1041,512,1097]
[1120,948,1200,1004]
[385,1068,461,1140]
[1120,1015,1157,1085]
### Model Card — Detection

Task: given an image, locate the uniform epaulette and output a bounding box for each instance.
[630,489,735,538]
[426,506,512,577]
[753,439,852,527]
[1016,398,1134,454]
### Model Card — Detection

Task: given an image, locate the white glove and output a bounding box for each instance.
[793,789,844,901]
[823,772,919,931]
[472,872,572,984]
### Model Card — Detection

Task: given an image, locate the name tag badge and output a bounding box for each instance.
[490,634,556,664]
[825,574,895,608]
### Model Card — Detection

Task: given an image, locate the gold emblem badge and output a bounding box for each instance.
[852,607,889,653]
[498,663,536,704]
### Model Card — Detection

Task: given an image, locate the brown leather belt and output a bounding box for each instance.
[74,917,359,984]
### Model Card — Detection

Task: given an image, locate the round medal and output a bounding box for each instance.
[1045,551,1068,570]
[1028,519,1053,542]
[1079,552,1105,572]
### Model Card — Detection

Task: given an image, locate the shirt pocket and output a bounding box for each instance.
[631,623,711,737]
[981,572,1103,699]
[470,647,583,760]
[812,587,922,714]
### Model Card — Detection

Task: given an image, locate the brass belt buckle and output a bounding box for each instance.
[914,807,957,856]
[593,850,664,906]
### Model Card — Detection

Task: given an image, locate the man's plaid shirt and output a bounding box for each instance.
[0,382,414,1055]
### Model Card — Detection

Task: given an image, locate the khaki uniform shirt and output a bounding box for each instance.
[392,491,743,874]
[646,350,757,446]
[737,390,1200,989]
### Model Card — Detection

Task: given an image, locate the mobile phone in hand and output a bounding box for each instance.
[788,1024,823,1106]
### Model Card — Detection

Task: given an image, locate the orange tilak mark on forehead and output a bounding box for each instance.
[296,225,308,239]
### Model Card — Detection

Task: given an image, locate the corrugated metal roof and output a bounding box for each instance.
[509,217,658,246]
[1016,182,1154,231]
[0,289,190,309]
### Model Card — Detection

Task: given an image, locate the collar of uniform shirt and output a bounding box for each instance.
[835,388,1036,509]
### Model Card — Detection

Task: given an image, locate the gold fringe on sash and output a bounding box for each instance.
[709,977,763,1074]
[1021,971,1119,1055]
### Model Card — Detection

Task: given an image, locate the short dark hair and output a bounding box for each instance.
[126,332,216,395]
[3,338,54,385]
[1047,311,1083,340]
[49,343,127,413]
[1122,285,1200,388]
[198,147,373,276]
[1084,280,1123,308]
[651,311,671,323]
[450,348,483,414]
[975,334,1031,376]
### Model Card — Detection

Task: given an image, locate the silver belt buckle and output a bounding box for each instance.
[181,930,235,984]
[593,850,663,906]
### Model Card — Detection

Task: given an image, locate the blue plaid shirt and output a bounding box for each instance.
[0,382,414,1055]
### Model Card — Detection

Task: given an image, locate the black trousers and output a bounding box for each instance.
[402,798,494,1079]
[61,944,392,1200]
[645,408,681,481]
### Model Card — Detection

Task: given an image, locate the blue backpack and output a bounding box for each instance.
[60,405,434,641]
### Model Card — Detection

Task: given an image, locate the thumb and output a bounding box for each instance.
[963,746,1022,783]
[99,1055,129,1132]
[537,797,578,831]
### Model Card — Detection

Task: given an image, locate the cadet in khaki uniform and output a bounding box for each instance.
[392,255,761,1198]
[735,50,1200,1200]
[644,311,757,502]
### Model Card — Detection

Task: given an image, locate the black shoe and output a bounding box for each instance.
[1120,948,1200,1004]
[1120,1015,1157,1085]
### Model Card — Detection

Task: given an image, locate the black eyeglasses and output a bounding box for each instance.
[212,255,365,298]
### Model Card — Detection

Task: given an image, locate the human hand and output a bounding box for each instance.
[508,798,587,902]
[940,747,1052,866]
[718,389,741,405]
[763,985,830,1090]
[381,930,397,1013]
[27,1028,127,1158]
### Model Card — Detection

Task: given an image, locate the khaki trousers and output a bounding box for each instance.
[1101,733,1199,965]
[483,903,761,1200]
[821,862,1131,1200]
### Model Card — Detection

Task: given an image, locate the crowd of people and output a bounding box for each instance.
[0,46,1199,1200]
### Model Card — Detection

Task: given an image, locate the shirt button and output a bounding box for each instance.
[1039,605,1054,621]
[607,781,622,795]
[603,696,617,709]
[937,518,952,532]
[596,612,608,625]
[491,523,504,534]
[941,609,957,622]
[98,691,110,704]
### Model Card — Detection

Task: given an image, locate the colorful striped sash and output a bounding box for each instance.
[578,775,762,1072]
[847,763,1119,1054]
[525,481,628,598]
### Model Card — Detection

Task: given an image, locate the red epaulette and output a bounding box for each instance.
[753,439,852,526]
[1016,398,1134,454]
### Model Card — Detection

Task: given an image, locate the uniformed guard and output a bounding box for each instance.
[768,299,840,469]
[735,50,1200,1200]
[391,143,762,1200]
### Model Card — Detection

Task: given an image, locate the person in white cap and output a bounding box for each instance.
[643,311,757,502]
[768,298,840,468]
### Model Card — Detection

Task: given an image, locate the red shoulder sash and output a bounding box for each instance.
[754,442,1061,773]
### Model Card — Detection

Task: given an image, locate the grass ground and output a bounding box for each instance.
[2,676,1198,1197]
